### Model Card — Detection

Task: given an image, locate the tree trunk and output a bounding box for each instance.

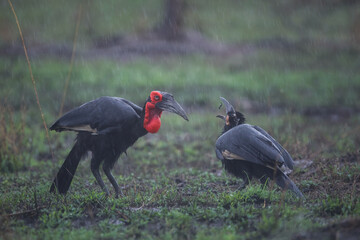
[157,0,186,41]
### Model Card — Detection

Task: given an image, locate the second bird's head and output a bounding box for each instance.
[144,91,188,133]
[217,97,245,132]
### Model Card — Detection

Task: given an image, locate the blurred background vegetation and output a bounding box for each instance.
[1,0,359,114]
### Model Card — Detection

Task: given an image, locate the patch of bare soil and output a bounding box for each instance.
[289,152,360,240]
[293,151,360,200]
[0,30,229,60]
[2,30,358,60]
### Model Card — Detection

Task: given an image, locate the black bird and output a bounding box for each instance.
[50,91,188,197]
[215,97,304,198]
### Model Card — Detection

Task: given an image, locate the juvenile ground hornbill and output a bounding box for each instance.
[215,97,304,198]
[50,91,188,197]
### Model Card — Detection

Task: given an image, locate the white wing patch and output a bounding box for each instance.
[62,125,98,134]
[222,149,277,170]
[222,150,245,160]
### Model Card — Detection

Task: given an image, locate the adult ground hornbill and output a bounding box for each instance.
[215,97,304,198]
[50,91,188,197]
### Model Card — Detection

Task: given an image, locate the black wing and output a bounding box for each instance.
[215,124,286,168]
[252,125,294,170]
[50,97,142,134]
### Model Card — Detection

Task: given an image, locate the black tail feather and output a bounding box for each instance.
[275,172,304,199]
[50,140,87,194]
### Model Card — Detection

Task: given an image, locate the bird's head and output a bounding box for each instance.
[144,91,188,133]
[217,97,245,132]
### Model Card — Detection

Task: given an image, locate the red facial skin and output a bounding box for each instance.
[143,91,163,133]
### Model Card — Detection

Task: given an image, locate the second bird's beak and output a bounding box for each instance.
[156,94,189,121]
[216,115,226,121]
[219,97,235,114]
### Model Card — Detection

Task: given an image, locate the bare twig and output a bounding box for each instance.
[7,0,54,162]
[2,206,44,218]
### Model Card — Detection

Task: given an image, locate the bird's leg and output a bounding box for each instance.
[91,157,110,196]
[103,161,123,198]
[237,178,249,191]
[237,171,251,191]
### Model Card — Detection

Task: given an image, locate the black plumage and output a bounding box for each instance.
[215,97,304,198]
[50,91,188,197]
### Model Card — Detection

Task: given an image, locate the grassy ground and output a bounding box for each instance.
[1,113,359,239]
[1,0,360,239]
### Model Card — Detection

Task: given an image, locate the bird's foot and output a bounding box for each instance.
[103,188,110,197]
[236,181,249,191]
[115,189,124,199]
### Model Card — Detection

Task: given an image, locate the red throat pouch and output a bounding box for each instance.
[143,102,163,133]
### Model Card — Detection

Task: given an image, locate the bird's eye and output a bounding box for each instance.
[154,95,160,101]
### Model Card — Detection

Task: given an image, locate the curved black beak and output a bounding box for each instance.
[216,115,226,121]
[219,97,235,114]
[156,93,189,121]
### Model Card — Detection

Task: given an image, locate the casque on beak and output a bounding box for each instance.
[156,93,189,121]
